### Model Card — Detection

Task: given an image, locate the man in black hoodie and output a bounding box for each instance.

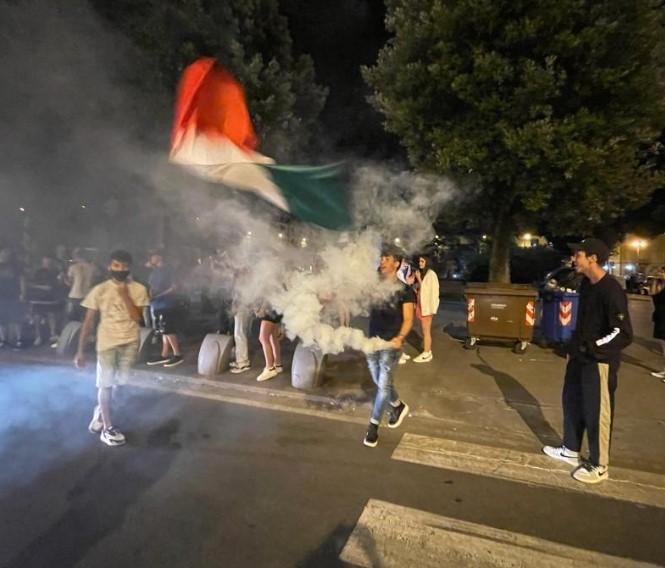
[543,238,633,484]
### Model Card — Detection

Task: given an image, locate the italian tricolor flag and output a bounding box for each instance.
[170,58,351,230]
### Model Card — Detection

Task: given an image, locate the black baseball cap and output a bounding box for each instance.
[568,238,610,264]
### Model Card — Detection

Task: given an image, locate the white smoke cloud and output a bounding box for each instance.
[166,165,456,354]
[0,0,458,355]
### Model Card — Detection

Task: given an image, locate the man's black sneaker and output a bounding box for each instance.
[147,356,171,366]
[387,401,410,429]
[164,355,184,368]
[363,423,379,448]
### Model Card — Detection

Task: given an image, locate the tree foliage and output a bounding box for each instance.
[364,0,665,281]
[92,0,328,160]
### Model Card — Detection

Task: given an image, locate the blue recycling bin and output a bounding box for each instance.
[540,290,579,344]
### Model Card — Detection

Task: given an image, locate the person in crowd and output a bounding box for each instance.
[0,246,26,348]
[145,252,184,368]
[543,239,633,484]
[363,246,415,448]
[229,269,253,374]
[255,302,283,382]
[27,256,63,347]
[75,250,150,447]
[396,256,416,365]
[64,248,98,322]
[412,254,440,363]
[649,268,665,380]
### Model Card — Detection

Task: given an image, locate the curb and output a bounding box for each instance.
[0,350,356,410]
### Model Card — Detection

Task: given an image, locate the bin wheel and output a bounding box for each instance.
[513,341,529,354]
[463,337,478,350]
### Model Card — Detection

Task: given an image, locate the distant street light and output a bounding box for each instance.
[631,238,648,266]
[19,207,25,212]
[520,233,533,248]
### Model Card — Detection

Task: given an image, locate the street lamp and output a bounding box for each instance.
[631,238,648,267]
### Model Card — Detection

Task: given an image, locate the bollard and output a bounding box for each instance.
[197,333,233,377]
[291,341,327,390]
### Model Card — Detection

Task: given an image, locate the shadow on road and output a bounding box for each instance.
[2,405,181,568]
[622,353,661,373]
[472,352,560,447]
[297,523,382,568]
[631,335,662,354]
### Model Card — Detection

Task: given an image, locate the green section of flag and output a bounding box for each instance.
[263,163,352,230]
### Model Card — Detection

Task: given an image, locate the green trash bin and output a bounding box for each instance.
[464,283,538,353]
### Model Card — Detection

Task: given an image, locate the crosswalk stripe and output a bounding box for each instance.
[392,433,665,509]
[340,499,659,567]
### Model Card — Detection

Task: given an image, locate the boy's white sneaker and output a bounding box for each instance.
[88,406,103,433]
[572,463,609,484]
[542,445,580,466]
[100,427,126,447]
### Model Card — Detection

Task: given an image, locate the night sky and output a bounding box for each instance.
[280,0,401,159]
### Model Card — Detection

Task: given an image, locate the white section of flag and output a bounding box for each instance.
[170,126,289,211]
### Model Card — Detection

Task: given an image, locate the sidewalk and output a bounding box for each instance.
[3,298,664,475]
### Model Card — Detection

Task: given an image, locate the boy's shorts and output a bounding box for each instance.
[96,341,139,388]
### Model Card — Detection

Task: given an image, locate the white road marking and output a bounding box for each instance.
[340,499,659,567]
[128,375,369,426]
[392,433,665,509]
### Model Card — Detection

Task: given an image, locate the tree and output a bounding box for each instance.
[364,0,665,281]
[91,0,328,161]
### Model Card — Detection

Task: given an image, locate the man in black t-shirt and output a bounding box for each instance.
[543,238,633,484]
[363,247,416,448]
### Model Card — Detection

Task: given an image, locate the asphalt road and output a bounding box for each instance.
[1,363,664,568]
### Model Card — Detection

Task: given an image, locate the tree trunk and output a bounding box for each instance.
[489,206,513,283]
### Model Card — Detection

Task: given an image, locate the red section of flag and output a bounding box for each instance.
[171,57,258,154]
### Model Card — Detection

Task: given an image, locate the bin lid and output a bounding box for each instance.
[464,282,538,298]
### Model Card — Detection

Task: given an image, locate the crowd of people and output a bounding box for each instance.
[3,238,664,487]
[0,245,99,349]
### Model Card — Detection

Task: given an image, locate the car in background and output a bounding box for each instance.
[626,272,650,295]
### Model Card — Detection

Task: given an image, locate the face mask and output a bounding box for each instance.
[109,270,130,282]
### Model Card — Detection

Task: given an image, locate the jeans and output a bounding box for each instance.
[366,348,401,423]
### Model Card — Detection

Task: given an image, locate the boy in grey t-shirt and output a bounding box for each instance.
[75,250,149,446]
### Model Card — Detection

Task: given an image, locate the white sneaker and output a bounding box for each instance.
[399,353,410,365]
[650,369,665,378]
[542,445,580,466]
[100,427,126,447]
[229,361,239,369]
[88,406,103,433]
[274,365,284,374]
[230,364,251,374]
[413,351,433,363]
[256,367,279,382]
[572,463,609,484]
